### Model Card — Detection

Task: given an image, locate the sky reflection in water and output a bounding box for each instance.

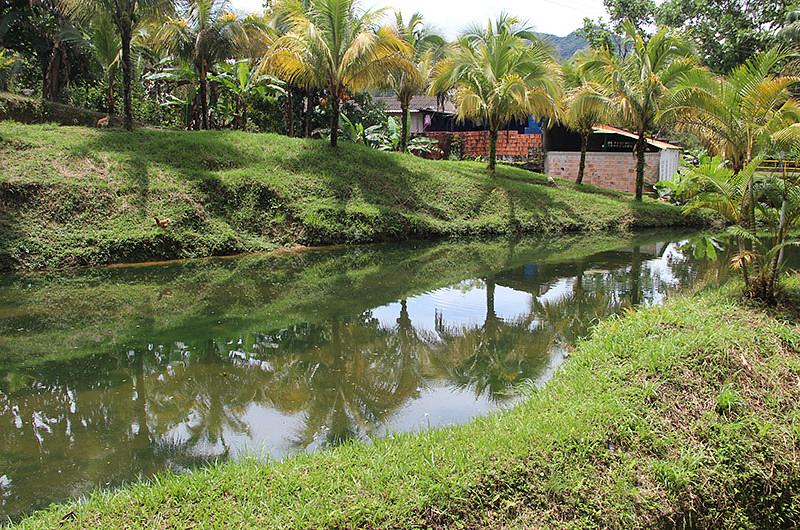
[0,232,735,518]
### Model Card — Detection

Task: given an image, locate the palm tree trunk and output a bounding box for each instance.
[199,67,209,130]
[635,131,646,201]
[577,133,588,185]
[286,90,295,137]
[106,76,115,115]
[488,128,498,175]
[330,96,340,147]
[121,28,133,131]
[769,175,789,297]
[304,92,315,138]
[44,39,69,102]
[400,98,410,152]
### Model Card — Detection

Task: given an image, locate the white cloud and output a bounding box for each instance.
[229,0,609,38]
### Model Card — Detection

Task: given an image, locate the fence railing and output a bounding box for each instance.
[757,159,800,174]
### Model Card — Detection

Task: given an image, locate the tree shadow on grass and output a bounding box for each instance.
[273,139,584,236]
[72,128,259,220]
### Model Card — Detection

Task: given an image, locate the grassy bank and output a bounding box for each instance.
[0,120,700,271]
[13,280,800,529]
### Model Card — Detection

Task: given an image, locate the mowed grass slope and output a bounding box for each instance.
[13,281,800,529]
[0,121,698,270]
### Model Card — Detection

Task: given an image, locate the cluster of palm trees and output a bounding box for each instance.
[5,0,800,299]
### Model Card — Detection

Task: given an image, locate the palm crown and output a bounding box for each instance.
[431,14,562,174]
[265,0,413,146]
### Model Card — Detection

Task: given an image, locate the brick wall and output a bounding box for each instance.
[545,151,661,193]
[421,131,543,164]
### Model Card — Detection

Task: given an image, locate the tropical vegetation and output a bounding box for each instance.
[664,47,800,302]
[2,0,800,295]
[431,14,562,174]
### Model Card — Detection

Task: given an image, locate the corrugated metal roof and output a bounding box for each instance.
[593,125,681,150]
[373,95,455,114]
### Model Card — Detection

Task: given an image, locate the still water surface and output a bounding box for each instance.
[0,231,739,518]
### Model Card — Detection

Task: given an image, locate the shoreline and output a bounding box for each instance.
[0,122,705,273]
[10,280,800,528]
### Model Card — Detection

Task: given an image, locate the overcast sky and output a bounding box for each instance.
[229,0,609,38]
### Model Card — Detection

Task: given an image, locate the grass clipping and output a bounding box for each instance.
[16,285,800,529]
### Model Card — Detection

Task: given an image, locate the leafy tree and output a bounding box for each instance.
[388,12,445,151]
[431,14,562,175]
[657,0,791,73]
[157,0,243,130]
[265,0,413,147]
[584,20,696,200]
[602,0,656,31]
[562,56,610,184]
[779,6,800,45]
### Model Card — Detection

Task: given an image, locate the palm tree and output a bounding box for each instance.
[87,15,122,114]
[157,0,243,130]
[583,20,696,200]
[562,56,610,185]
[680,155,800,301]
[264,0,413,147]
[66,0,173,130]
[669,47,800,226]
[431,14,562,175]
[388,12,445,152]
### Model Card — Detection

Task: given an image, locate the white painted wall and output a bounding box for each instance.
[659,149,680,181]
[409,113,425,134]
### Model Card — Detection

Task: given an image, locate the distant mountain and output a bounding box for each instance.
[536,31,588,61]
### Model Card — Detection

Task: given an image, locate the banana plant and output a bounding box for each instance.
[144,62,198,129]
[210,59,284,130]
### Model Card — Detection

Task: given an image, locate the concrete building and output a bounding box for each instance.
[374,94,681,194]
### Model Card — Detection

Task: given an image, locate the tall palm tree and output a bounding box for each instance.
[562,56,610,185]
[264,0,413,147]
[157,0,243,130]
[66,0,173,130]
[431,14,562,175]
[583,20,696,200]
[389,12,445,152]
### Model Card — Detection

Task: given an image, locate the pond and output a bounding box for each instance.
[0,231,740,518]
